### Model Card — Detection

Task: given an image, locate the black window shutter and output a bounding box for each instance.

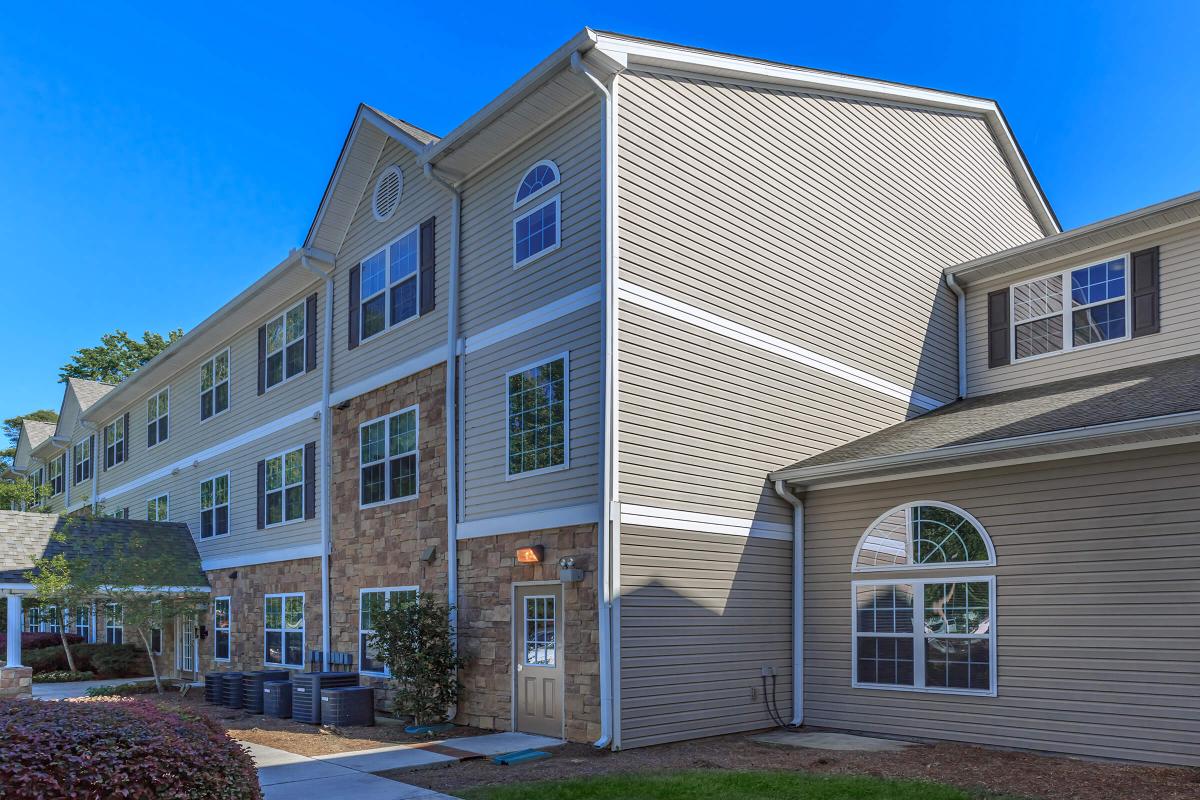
[256,325,266,396]
[987,288,1010,368]
[1131,246,1160,338]
[122,413,130,466]
[419,217,436,315]
[256,459,266,530]
[304,441,316,521]
[348,265,361,349]
[305,292,318,373]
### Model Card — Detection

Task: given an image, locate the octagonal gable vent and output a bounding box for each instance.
[372,165,403,222]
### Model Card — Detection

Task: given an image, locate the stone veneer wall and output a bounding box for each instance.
[0,666,33,698]
[457,524,600,743]
[329,364,448,710]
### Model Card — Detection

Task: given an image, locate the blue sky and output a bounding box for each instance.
[2,2,1197,420]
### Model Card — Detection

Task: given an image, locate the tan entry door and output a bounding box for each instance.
[515,584,563,738]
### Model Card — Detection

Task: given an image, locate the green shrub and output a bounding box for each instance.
[24,643,149,678]
[21,632,83,650]
[32,670,95,683]
[0,696,261,799]
[369,592,466,726]
[86,680,174,697]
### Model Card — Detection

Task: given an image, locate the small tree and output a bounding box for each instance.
[25,549,97,673]
[369,593,466,726]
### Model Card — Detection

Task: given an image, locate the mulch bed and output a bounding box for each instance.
[383,731,1200,800]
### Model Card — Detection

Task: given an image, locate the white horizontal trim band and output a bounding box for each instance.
[463,284,601,355]
[330,347,445,406]
[201,542,324,571]
[620,503,793,541]
[98,402,321,504]
[457,503,600,539]
[618,280,942,411]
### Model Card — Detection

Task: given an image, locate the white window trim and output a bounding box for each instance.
[264,592,305,668]
[72,439,92,486]
[29,467,45,507]
[147,387,170,449]
[505,352,570,480]
[48,453,65,497]
[512,159,561,209]
[358,586,419,676]
[71,605,91,642]
[358,405,420,509]
[213,596,231,662]
[264,302,308,392]
[521,593,558,667]
[372,164,404,222]
[147,492,170,522]
[200,347,232,421]
[199,471,231,538]
[103,418,125,469]
[359,224,422,346]
[512,193,562,270]
[851,575,997,697]
[1009,253,1132,365]
[263,445,306,527]
[852,501,996,573]
[105,602,123,645]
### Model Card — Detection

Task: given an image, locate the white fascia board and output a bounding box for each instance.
[359,106,432,157]
[771,409,1200,486]
[201,543,323,572]
[592,33,1059,236]
[457,503,600,540]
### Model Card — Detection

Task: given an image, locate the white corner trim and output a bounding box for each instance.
[457,503,600,540]
[98,402,321,504]
[200,542,324,572]
[620,503,793,540]
[464,284,602,355]
[329,346,445,406]
[618,280,943,410]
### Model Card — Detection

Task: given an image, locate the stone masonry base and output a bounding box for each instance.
[0,666,33,698]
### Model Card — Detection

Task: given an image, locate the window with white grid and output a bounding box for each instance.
[523,595,557,667]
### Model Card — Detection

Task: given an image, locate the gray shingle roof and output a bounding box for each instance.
[20,420,56,450]
[67,378,115,411]
[365,106,440,145]
[0,511,207,587]
[778,353,1200,474]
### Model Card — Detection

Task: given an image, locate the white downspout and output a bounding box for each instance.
[301,250,334,668]
[422,164,463,717]
[945,274,967,399]
[773,479,804,726]
[572,49,619,750]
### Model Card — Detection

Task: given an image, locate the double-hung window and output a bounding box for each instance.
[265,303,305,389]
[359,227,420,342]
[72,439,91,486]
[105,603,123,645]
[147,493,169,522]
[150,601,162,655]
[44,605,59,634]
[506,355,568,477]
[103,418,125,469]
[359,587,417,675]
[48,455,64,496]
[75,606,91,641]
[359,408,418,507]
[201,349,231,419]
[1011,256,1128,361]
[213,596,231,661]
[264,447,304,526]
[513,160,561,268]
[852,502,997,696]
[25,607,40,632]
[29,467,44,507]
[147,388,169,448]
[264,593,303,668]
[200,473,230,537]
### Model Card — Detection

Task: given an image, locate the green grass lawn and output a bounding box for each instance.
[458,770,1013,800]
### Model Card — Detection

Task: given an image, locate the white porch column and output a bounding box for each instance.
[6,594,23,667]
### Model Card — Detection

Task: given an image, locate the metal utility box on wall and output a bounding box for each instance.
[291,672,359,724]
[243,670,292,713]
[263,681,293,718]
[320,686,376,727]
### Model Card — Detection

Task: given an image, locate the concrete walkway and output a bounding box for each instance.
[248,732,563,800]
[33,676,157,700]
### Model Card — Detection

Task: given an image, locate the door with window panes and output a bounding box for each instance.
[515,584,564,737]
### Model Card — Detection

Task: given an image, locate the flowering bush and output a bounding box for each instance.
[20,631,83,650]
[0,697,261,800]
[32,670,95,683]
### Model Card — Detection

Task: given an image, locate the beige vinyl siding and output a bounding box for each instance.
[803,443,1200,767]
[619,302,918,525]
[458,99,601,338]
[93,283,323,502]
[617,70,1043,407]
[330,141,452,394]
[967,223,1200,395]
[619,526,792,748]
[460,304,601,521]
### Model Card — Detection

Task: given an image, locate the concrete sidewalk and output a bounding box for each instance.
[32,676,158,700]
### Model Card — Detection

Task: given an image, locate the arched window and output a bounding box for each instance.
[851,501,997,697]
[512,160,561,268]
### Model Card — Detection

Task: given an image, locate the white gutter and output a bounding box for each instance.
[945,274,967,398]
[300,249,335,668]
[571,49,619,751]
[422,164,463,705]
[772,480,804,727]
